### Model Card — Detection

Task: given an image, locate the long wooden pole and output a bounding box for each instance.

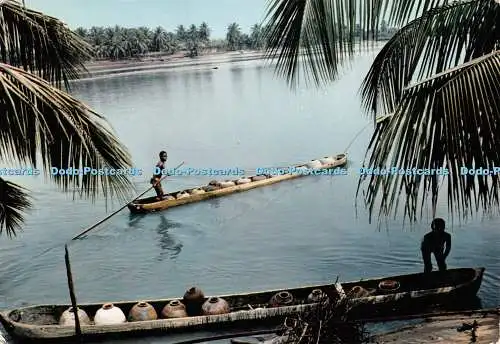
[70,161,185,241]
[64,244,82,339]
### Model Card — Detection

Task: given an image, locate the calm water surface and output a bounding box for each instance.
[0,50,498,343]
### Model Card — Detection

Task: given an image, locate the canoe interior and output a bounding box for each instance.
[130,153,348,206]
[5,268,481,327]
[341,267,479,294]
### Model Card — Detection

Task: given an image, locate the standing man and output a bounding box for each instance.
[151,151,168,200]
[421,218,452,273]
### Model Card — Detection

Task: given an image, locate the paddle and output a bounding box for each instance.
[69,161,185,241]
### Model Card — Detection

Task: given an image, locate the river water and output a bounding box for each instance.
[0,49,498,343]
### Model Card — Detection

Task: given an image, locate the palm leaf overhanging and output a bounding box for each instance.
[0,0,93,88]
[0,178,31,237]
[0,1,134,236]
[360,51,500,222]
[263,0,500,222]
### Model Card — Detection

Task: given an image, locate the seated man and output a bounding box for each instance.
[421,218,451,273]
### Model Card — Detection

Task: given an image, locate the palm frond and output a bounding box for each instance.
[0,63,134,208]
[0,178,32,237]
[0,0,93,89]
[357,51,500,223]
[262,0,456,87]
[360,0,500,116]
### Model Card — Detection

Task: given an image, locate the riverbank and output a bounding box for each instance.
[369,309,499,343]
[78,43,387,80]
[78,51,269,80]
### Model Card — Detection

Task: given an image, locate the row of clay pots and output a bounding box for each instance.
[59,296,230,326]
[59,287,328,326]
[268,289,328,307]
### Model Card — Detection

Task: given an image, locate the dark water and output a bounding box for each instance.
[0,51,498,343]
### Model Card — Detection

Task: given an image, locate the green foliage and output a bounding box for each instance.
[73,22,274,60]
[0,0,135,236]
[263,0,500,223]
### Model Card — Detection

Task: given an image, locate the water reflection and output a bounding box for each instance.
[127,213,143,228]
[207,198,221,208]
[192,69,214,92]
[182,72,192,92]
[155,215,183,261]
[255,65,264,93]
[230,66,243,94]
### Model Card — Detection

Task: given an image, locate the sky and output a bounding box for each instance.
[25,0,271,38]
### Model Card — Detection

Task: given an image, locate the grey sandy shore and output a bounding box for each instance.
[77,51,270,81]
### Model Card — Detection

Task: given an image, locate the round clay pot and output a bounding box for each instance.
[201,297,230,315]
[59,307,91,326]
[218,181,235,188]
[236,178,251,184]
[176,192,190,199]
[183,287,205,316]
[190,188,206,195]
[350,286,371,298]
[161,300,188,319]
[94,303,126,325]
[269,291,294,307]
[128,301,158,322]
[204,185,220,192]
[306,289,328,303]
[306,159,322,169]
[378,280,400,292]
[320,157,335,165]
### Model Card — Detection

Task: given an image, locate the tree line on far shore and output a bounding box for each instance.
[74,21,398,61]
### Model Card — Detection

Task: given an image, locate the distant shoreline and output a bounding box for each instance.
[77,51,269,81]
[76,42,387,81]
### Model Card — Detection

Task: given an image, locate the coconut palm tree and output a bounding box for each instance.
[263,0,500,223]
[198,22,211,44]
[152,26,168,52]
[250,24,265,50]
[0,0,134,237]
[226,23,242,51]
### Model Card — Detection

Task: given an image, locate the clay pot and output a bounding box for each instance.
[269,291,294,307]
[203,185,220,192]
[164,195,176,201]
[306,289,328,303]
[350,286,371,298]
[201,297,230,315]
[319,157,335,165]
[161,300,188,319]
[236,178,252,185]
[94,303,126,325]
[183,287,205,316]
[218,181,235,188]
[128,301,158,322]
[176,192,190,199]
[378,280,400,292]
[306,159,322,169]
[190,188,206,195]
[251,175,267,182]
[59,307,91,326]
[208,180,218,186]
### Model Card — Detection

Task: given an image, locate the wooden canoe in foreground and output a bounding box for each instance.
[0,267,484,343]
[128,153,347,213]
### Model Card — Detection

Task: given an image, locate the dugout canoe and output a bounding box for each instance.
[128,153,347,214]
[0,267,484,343]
